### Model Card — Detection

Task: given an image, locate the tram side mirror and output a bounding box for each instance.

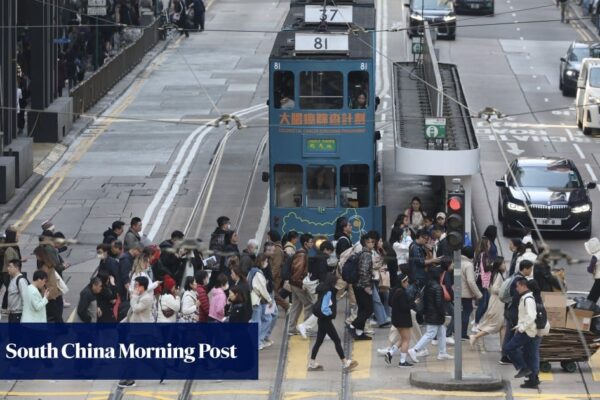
[266,99,270,106]
[587,182,597,189]
[375,130,382,141]
[560,57,566,63]
[262,172,270,182]
[375,96,381,110]
[404,3,410,7]
[495,179,506,187]
[375,172,381,183]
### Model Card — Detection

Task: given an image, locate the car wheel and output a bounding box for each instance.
[578,118,583,129]
[583,126,592,135]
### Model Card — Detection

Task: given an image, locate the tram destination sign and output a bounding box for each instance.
[305,139,337,155]
[87,0,107,15]
[295,33,349,53]
[425,117,447,139]
[304,5,353,24]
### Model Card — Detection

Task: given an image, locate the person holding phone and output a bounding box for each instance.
[21,270,49,322]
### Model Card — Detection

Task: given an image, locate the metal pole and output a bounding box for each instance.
[453,248,462,381]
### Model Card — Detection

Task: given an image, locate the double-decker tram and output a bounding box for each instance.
[264,2,384,239]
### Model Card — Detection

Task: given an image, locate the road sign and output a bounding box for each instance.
[88,0,106,5]
[87,5,107,16]
[425,117,446,139]
[411,37,422,55]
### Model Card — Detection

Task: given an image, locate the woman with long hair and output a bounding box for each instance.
[508,239,524,276]
[129,253,158,294]
[34,244,63,322]
[157,276,180,323]
[179,276,199,322]
[2,226,23,311]
[228,286,251,322]
[404,197,426,230]
[469,257,506,346]
[473,236,492,330]
[385,273,415,367]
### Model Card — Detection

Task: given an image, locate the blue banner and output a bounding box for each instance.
[0,323,258,380]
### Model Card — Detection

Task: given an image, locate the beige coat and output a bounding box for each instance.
[460,256,482,300]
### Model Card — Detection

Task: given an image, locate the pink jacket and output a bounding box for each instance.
[208,287,226,322]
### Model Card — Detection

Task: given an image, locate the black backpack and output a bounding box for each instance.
[341,253,360,285]
[526,295,548,329]
[280,252,293,282]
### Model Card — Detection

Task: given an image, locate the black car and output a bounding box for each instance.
[496,158,595,237]
[454,0,494,15]
[406,0,456,40]
[560,41,600,96]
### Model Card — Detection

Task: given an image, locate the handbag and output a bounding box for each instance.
[379,269,391,290]
[177,292,198,322]
[440,271,451,302]
[160,296,176,319]
[302,274,318,295]
[588,256,598,274]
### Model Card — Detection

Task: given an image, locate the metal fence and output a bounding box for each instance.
[69,18,160,118]
[422,22,444,117]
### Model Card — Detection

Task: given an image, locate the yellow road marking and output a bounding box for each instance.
[355,389,506,398]
[191,390,270,396]
[286,335,310,379]
[513,394,600,399]
[590,348,600,381]
[0,392,112,396]
[352,337,372,379]
[283,392,337,400]
[539,371,553,381]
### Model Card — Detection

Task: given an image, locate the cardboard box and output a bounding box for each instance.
[542,292,567,329]
[565,308,594,332]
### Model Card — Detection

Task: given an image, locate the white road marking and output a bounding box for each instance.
[254,190,270,245]
[573,143,585,159]
[585,164,600,192]
[544,98,548,102]
[566,128,575,141]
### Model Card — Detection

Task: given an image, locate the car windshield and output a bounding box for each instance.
[570,47,590,62]
[513,165,582,188]
[412,0,452,10]
[590,68,600,88]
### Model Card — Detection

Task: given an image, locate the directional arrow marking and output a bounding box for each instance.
[506,142,524,156]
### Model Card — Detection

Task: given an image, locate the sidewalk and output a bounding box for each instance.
[569,0,600,41]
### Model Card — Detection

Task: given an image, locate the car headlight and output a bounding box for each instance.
[588,96,600,105]
[507,202,527,212]
[410,13,424,21]
[444,15,457,21]
[565,70,576,77]
[572,204,591,213]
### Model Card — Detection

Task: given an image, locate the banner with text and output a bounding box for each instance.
[0,323,258,380]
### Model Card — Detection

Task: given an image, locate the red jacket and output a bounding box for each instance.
[196,285,210,322]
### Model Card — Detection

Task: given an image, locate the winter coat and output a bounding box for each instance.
[21,285,48,322]
[127,290,154,322]
[423,280,445,325]
[229,303,248,323]
[314,281,337,319]
[308,251,330,282]
[335,235,352,258]
[391,286,413,328]
[533,263,561,292]
[180,290,199,322]
[356,250,373,289]
[233,280,252,322]
[208,287,227,322]
[102,228,119,244]
[290,249,308,288]
[249,267,272,306]
[123,229,141,252]
[157,294,180,322]
[461,255,482,300]
[75,285,98,323]
[196,285,210,322]
[97,284,117,322]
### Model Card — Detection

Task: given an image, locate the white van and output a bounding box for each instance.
[575,58,600,135]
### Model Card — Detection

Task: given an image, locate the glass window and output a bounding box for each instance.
[340,165,369,208]
[299,71,343,109]
[307,166,336,208]
[412,0,453,10]
[275,165,303,207]
[274,71,295,109]
[569,47,590,62]
[512,165,582,189]
[348,71,369,109]
[590,68,600,88]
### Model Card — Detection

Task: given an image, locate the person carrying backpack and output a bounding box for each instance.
[287,234,317,337]
[349,231,378,341]
[6,259,28,323]
[521,279,549,389]
[307,273,358,372]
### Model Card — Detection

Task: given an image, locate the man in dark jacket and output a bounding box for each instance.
[287,234,315,336]
[159,230,185,283]
[102,221,125,244]
[408,267,453,362]
[532,260,561,292]
[76,277,102,322]
[117,244,142,300]
[408,230,441,287]
[350,231,377,341]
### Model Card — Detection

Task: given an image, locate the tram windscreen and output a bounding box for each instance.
[274,165,303,207]
[340,165,369,207]
[274,71,295,109]
[349,71,369,109]
[299,72,343,109]
[307,166,336,208]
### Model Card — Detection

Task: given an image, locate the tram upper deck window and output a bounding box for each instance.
[274,71,295,109]
[275,165,303,207]
[340,165,369,207]
[349,71,369,109]
[307,166,336,208]
[299,72,343,109]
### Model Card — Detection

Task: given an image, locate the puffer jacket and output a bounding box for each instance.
[356,250,373,289]
[423,280,445,325]
[290,249,308,288]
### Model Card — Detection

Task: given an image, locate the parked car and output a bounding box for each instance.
[406,0,456,40]
[576,57,600,135]
[560,41,600,96]
[496,158,595,238]
[454,0,494,15]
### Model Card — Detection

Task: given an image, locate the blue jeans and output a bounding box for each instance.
[251,304,262,345]
[372,283,390,326]
[461,298,474,338]
[259,303,273,343]
[502,317,516,358]
[414,324,447,355]
[475,288,489,324]
[445,302,454,336]
[524,336,541,380]
[263,292,279,340]
[503,331,535,371]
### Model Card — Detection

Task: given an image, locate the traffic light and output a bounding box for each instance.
[446,190,465,251]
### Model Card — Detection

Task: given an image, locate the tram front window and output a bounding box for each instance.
[340,165,369,208]
[274,71,295,109]
[274,164,303,207]
[299,71,343,109]
[349,71,369,109]
[307,166,336,208]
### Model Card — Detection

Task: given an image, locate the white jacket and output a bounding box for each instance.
[516,249,537,279]
[516,292,538,338]
[250,269,272,306]
[180,290,198,317]
[128,290,155,323]
[157,294,180,323]
[393,235,412,265]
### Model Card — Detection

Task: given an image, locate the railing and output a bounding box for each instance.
[422,22,444,117]
[69,18,160,118]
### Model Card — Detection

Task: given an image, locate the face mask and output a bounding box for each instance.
[226,224,231,231]
[224,284,229,291]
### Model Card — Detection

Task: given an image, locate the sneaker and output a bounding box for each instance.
[432,339,438,346]
[446,337,455,346]
[343,359,359,371]
[408,348,419,363]
[369,319,378,327]
[377,347,391,356]
[259,342,266,350]
[1,309,8,315]
[498,356,511,365]
[354,333,372,341]
[364,327,375,335]
[307,363,324,371]
[416,349,429,357]
[471,324,479,333]
[520,380,540,389]
[515,368,532,379]
[297,324,307,339]
[63,302,71,308]
[345,317,355,326]
[263,339,274,348]
[398,361,414,367]
[384,352,392,365]
[118,380,136,388]
[379,321,391,328]
[437,353,454,360]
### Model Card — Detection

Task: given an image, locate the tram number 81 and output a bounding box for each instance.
[314,37,328,50]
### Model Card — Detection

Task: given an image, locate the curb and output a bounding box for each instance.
[409,371,505,391]
[0,33,173,228]
[569,2,600,41]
